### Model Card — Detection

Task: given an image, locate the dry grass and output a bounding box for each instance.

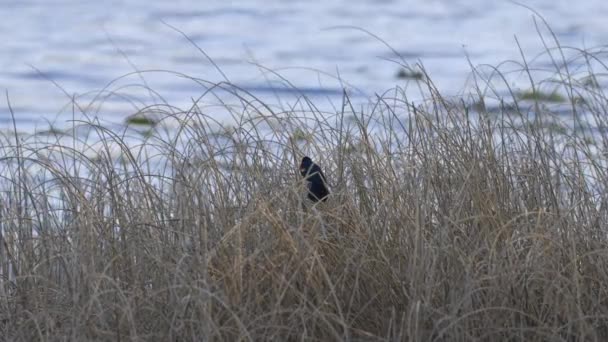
[3,29,608,341]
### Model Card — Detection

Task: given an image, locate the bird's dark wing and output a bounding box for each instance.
[308,164,324,183]
[308,164,330,201]
[300,160,330,202]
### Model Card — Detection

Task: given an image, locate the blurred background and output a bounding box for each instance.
[1,0,607,131]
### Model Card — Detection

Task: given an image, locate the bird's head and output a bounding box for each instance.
[300,156,312,175]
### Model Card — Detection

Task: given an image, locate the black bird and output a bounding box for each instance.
[300,156,330,202]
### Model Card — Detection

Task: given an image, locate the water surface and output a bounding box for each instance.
[2,0,607,131]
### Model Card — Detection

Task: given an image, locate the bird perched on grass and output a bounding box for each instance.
[300,156,330,202]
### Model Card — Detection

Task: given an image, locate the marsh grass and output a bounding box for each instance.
[3,25,608,341]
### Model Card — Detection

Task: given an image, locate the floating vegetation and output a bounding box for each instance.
[291,128,311,142]
[471,99,487,112]
[518,89,565,103]
[573,96,588,105]
[581,75,600,89]
[396,67,424,80]
[34,125,67,136]
[125,115,158,127]
[210,124,237,139]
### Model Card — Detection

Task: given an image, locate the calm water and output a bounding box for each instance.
[2,0,607,131]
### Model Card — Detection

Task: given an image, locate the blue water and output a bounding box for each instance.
[2,0,607,132]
